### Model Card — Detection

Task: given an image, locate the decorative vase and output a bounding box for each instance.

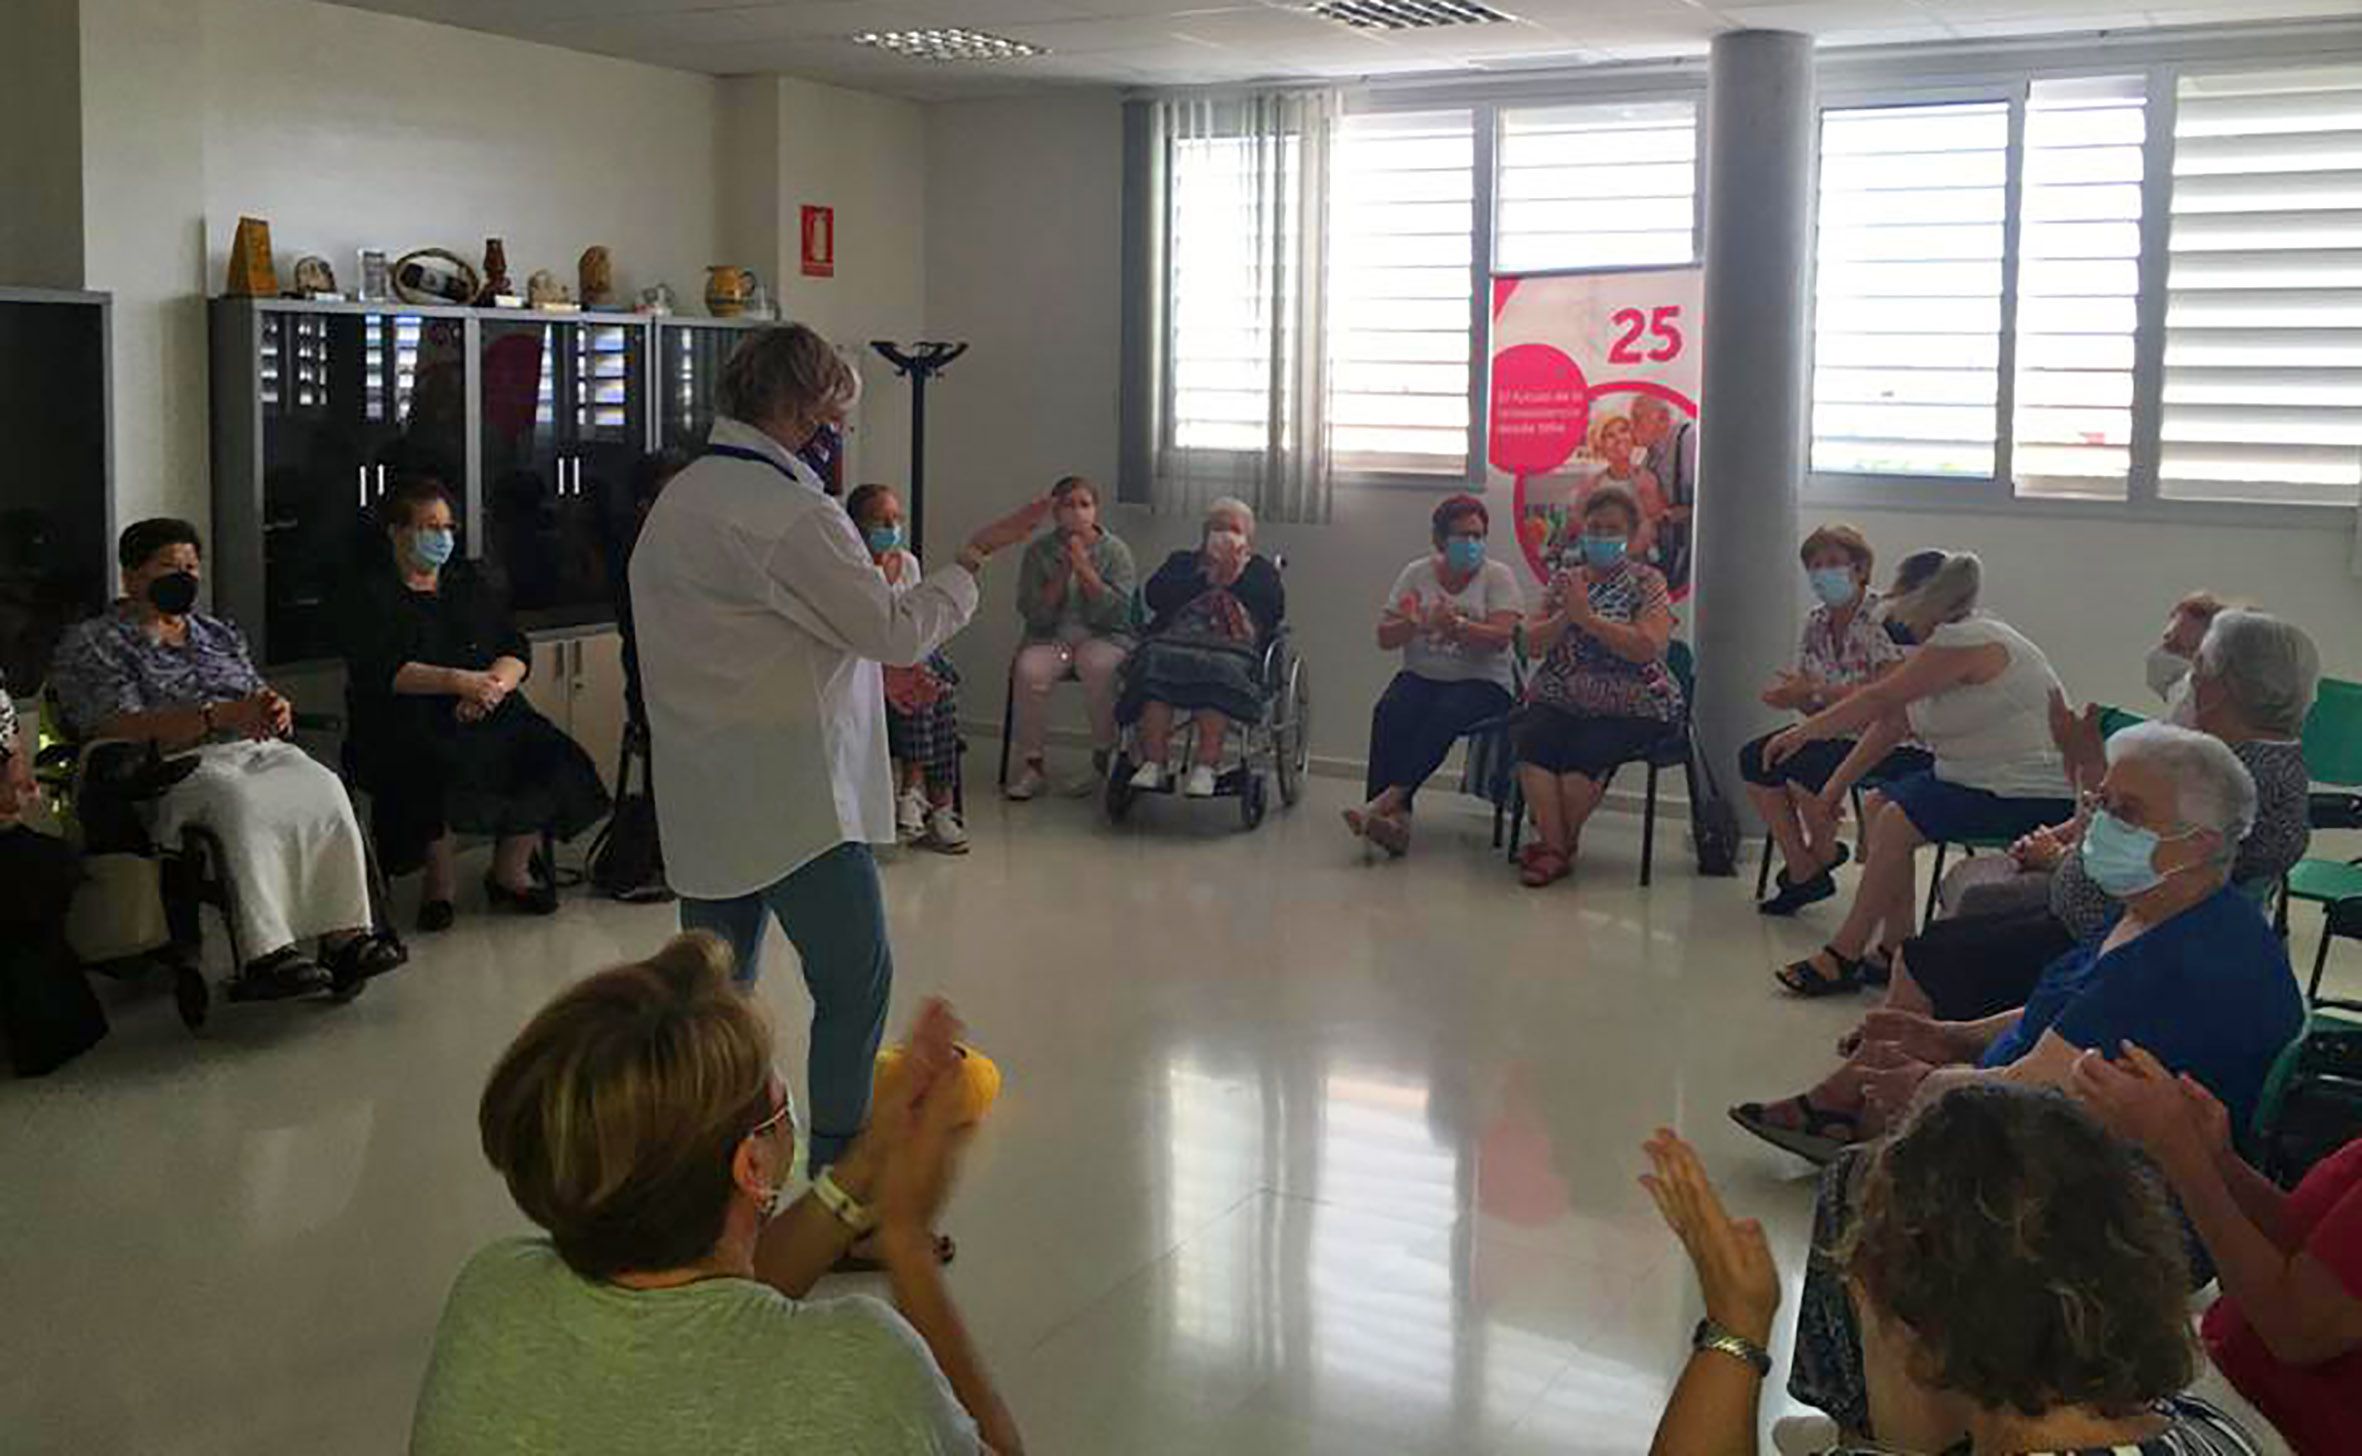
[705,265,750,318]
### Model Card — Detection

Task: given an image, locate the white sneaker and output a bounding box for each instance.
[896,789,929,840]
[1005,764,1047,801]
[925,807,970,853]
[1129,761,1165,791]
[1184,764,1219,798]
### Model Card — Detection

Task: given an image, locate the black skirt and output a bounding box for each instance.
[351,700,611,877]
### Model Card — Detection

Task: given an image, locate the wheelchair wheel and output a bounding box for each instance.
[1239,773,1268,830]
[1105,753,1139,823]
[1274,656,1310,807]
[173,964,209,1031]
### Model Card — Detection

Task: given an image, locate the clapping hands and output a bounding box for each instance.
[1640,1129,1780,1346]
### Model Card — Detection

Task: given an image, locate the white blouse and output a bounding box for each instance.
[1906,614,2074,800]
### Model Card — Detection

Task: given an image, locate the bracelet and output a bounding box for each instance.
[811,1169,878,1235]
[1691,1318,1772,1377]
[200,702,216,735]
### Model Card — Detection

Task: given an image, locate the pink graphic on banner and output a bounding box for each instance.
[1510,379,1698,595]
[1487,344,1589,476]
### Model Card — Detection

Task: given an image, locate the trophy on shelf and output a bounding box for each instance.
[226,216,278,297]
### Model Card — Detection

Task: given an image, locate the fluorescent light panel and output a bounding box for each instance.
[1307,0,1512,32]
[850,27,1046,61]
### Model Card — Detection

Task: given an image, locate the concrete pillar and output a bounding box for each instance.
[1694,29,1815,824]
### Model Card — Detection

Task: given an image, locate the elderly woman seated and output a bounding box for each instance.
[1890,609,2318,1025]
[1759,552,2076,995]
[50,520,401,1000]
[1730,722,2303,1163]
[411,934,1022,1456]
[338,477,610,931]
[1738,524,1929,915]
[1510,484,1681,887]
[1119,496,1286,800]
[1642,1087,2267,1456]
[1344,492,1522,858]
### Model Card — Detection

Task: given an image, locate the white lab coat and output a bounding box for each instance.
[629,419,980,899]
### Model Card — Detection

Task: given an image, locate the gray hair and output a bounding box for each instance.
[717,324,861,427]
[2196,609,2320,739]
[1891,551,1981,630]
[1204,495,1256,537]
[2107,721,2257,862]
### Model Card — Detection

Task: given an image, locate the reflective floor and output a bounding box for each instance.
[14,771,2301,1454]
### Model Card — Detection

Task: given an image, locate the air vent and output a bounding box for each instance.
[1306,0,1511,31]
[850,27,1047,61]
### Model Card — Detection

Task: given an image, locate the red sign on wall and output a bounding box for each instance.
[801,205,835,279]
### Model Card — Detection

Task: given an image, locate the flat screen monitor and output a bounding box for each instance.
[0,291,110,695]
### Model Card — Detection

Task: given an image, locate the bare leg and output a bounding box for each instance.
[1831,801,1926,958]
[1191,710,1228,767]
[1795,782,1843,869]
[1749,780,1814,882]
[1882,945,1935,1018]
[1556,770,1607,862]
[493,833,539,893]
[421,834,457,903]
[1138,701,1175,764]
[1520,763,1569,852]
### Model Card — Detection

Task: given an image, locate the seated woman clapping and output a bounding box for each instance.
[412,934,1021,1456]
[339,478,610,930]
[1643,1085,2267,1455]
[1345,493,1522,858]
[1730,722,2303,1165]
[1007,476,1135,800]
[1739,525,1930,915]
[1119,497,1285,800]
[1509,485,1681,888]
[50,520,402,999]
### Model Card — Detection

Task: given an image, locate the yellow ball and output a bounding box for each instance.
[875,1042,1002,1127]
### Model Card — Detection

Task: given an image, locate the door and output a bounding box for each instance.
[570,630,628,796]
[257,309,466,665]
[478,317,570,629]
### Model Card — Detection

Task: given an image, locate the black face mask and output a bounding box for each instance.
[146,571,199,617]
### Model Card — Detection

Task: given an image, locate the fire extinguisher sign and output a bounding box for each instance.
[802,206,835,279]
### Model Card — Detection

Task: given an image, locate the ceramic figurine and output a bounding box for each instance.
[527,269,575,309]
[290,255,338,298]
[636,283,676,316]
[476,237,512,306]
[705,264,752,317]
[578,246,613,308]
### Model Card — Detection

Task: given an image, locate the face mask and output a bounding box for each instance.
[2146,647,2192,703]
[1207,528,1246,554]
[2167,675,2202,729]
[1809,567,1859,608]
[866,524,903,555]
[2080,808,2201,898]
[409,528,456,569]
[146,571,199,617]
[1444,538,1486,573]
[1580,535,1627,570]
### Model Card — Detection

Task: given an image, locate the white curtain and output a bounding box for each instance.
[1152,90,1338,526]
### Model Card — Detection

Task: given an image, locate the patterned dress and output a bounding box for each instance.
[1524,562,1683,724]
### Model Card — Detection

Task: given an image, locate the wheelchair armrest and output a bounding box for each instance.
[292,710,344,734]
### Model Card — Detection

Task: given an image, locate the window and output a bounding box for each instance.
[1167,131,1303,454]
[1495,100,1697,273]
[1328,110,1475,474]
[2013,77,2146,498]
[1811,101,2010,478]
[2161,66,2362,506]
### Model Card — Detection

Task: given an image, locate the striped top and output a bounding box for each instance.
[1821,1395,2263,1455]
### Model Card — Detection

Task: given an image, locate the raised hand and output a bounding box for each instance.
[969,496,1055,557]
[1640,1129,1780,1345]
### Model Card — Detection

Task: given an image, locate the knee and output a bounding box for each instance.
[1737,734,1773,785]
[1013,651,1056,694]
[1870,806,1925,855]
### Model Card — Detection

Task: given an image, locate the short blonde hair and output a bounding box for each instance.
[1800,523,1874,575]
[478,933,774,1279]
[1587,412,1632,455]
[719,324,861,428]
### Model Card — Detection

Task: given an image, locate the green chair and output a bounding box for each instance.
[2286,677,2362,1004]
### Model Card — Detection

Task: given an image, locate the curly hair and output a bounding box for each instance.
[1839,1084,2195,1420]
[1430,493,1488,548]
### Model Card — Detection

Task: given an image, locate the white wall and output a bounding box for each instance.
[0,0,86,290]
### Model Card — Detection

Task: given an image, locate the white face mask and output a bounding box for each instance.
[1207,528,1246,554]
[2166,674,2201,729]
[2147,647,2192,703]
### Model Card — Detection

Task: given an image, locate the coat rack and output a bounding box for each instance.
[869,341,968,556]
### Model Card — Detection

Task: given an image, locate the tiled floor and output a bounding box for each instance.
[4,770,2341,1454]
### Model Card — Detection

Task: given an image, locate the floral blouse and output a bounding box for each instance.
[50,605,265,740]
[1525,562,1683,724]
[1797,591,1905,701]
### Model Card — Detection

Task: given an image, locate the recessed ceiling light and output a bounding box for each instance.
[850,27,1047,61]
[1306,0,1512,30]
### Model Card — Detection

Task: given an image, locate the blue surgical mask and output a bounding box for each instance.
[1809,567,1859,608]
[1580,535,1628,570]
[2080,808,2199,898]
[410,528,456,569]
[866,524,903,555]
[1444,538,1486,573]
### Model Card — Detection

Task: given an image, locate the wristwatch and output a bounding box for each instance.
[811,1168,879,1235]
[1691,1318,1772,1377]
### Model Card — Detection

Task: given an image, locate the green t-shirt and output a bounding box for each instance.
[410,1238,980,1456]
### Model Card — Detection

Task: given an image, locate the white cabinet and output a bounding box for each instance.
[526,629,627,794]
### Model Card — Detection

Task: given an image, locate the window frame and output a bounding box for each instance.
[1807,34,2362,526]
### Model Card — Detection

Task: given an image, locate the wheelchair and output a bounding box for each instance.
[33,689,405,1031]
[1102,628,1311,831]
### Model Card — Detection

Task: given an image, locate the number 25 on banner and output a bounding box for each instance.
[1607,306,1684,365]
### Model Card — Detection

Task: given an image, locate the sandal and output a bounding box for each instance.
[1518,844,1571,888]
[1364,812,1410,859]
[1775,946,1865,998]
[1859,947,1895,988]
[1772,842,1851,891]
[1729,1096,1862,1166]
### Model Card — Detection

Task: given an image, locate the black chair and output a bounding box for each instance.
[1502,638,1697,887]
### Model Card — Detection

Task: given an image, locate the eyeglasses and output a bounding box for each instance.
[745,1077,794,1142]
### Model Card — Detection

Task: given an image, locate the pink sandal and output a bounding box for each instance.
[1517,844,1571,887]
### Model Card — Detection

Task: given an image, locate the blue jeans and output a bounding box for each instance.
[680,842,891,1172]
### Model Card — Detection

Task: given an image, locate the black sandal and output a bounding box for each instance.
[1729,1096,1861,1166]
[1858,947,1895,988]
[1775,946,1865,998]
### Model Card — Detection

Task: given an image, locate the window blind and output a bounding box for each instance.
[1495,100,1696,274]
[1168,133,1300,453]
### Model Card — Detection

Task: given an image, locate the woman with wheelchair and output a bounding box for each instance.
[1345,492,1521,858]
[1510,484,1682,888]
[337,476,612,930]
[49,519,403,1000]
[1118,497,1285,800]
